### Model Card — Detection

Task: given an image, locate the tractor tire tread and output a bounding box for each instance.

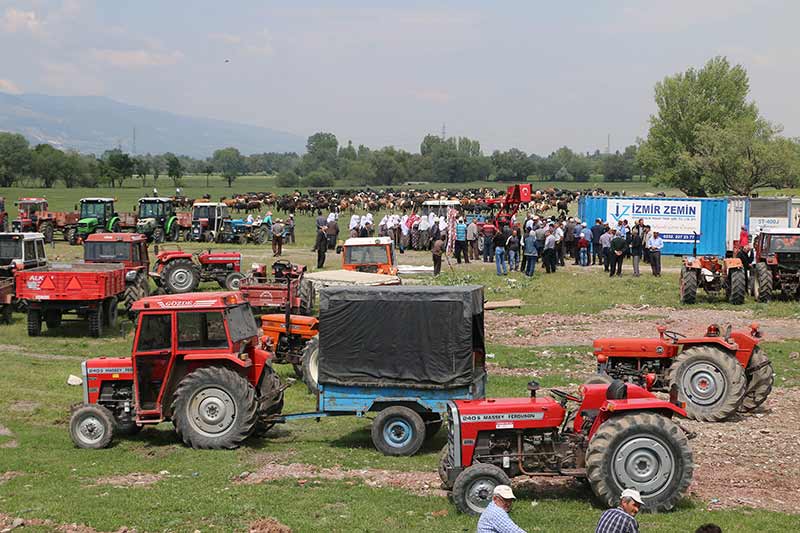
[740,347,774,412]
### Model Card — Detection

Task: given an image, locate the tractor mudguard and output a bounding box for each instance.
[588,398,687,439]
[723,257,743,270]
[182,352,252,368]
[166,216,177,234]
[107,216,120,231]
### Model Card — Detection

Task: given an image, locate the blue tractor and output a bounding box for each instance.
[220,219,270,245]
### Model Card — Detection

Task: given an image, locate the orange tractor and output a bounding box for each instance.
[680,256,746,305]
[260,306,318,378]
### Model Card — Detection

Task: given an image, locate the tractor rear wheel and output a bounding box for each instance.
[668,345,746,422]
[680,267,697,304]
[162,258,200,294]
[123,272,149,317]
[40,221,54,243]
[740,347,774,413]
[27,309,42,336]
[728,269,746,305]
[171,366,258,449]
[253,365,284,436]
[168,223,179,242]
[88,305,104,338]
[371,405,426,456]
[103,296,118,328]
[452,463,512,515]
[585,412,693,512]
[224,272,244,291]
[44,309,62,329]
[256,227,269,244]
[753,263,773,302]
[66,227,78,245]
[69,404,115,449]
[301,335,320,394]
[584,374,613,385]
[152,227,165,243]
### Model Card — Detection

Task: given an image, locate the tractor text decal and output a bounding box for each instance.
[460,412,545,422]
[607,199,701,242]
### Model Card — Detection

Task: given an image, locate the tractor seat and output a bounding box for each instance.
[606,380,628,400]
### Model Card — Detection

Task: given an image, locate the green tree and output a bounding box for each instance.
[102,149,134,188]
[31,144,67,188]
[276,170,300,188]
[165,152,183,187]
[303,168,335,188]
[694,117,799,196]
[150,154,163,188]
[134,156,150,187]
[369,148,407,185]
[212,147,246,187]
[0,132,31,187]
[344,159,377,185]
[303,132,339,175]
[339,140,357,161]
[639,56,758,196]
[204,163,214,187]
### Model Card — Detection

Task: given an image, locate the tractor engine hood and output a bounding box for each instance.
[78,217,99,227]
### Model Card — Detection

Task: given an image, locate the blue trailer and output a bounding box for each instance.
[273,285,487,456]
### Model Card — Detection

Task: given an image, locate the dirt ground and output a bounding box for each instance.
[486,304,800,347]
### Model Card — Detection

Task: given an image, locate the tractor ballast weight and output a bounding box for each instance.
[68,292,285,449]
[591,324,773,422]
[442,380,693,514]
[751,228,800,302]
[151,248,243,294]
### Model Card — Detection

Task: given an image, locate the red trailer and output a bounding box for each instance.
[239,260,313,315]
[16,262,127,337]
[11,198,80,243]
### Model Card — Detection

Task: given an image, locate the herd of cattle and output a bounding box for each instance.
[204,186,631,216]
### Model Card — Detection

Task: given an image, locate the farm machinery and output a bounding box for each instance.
[590,324,773,422]
[188,202,230,242]
[11,198,79,243]
[680,233,747,305]
[83,233,151,315]
[72,198,136,244]
[440,380,693,514]
[219,218,270,245]
[0,232,48,323]
[151,248,243,294]
[339,236,399,275]
[135,197,190,243]
[240,260,314,315]
[751,228,800,302]
[68,291,285,449]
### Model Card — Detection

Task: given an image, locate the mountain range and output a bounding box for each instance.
[0,92,306,158]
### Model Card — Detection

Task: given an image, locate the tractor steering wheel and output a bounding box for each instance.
[550,389,581,405]
[663,330,686,342]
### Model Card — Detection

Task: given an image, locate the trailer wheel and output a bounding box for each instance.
[668,345,746,422]
[27,309,42,336]
[740,346,774,413]
[40,221,54,243]
[69,404,115,449]
[438,444,453,487]
[224,272,244,291]
[301,335,320,394]
[103,296,118,328]
[679,267,697,304]
[371,406,426,456]
[44,309,62,329]
[452,463,512,515]
[171,366,258,449]
[0,305,12,324]
[152,227,165,244]
[585,412,692,512]
[162,258,199,294]
[88,305,104,338]
[728,269,746,305]
[753,263,772,302]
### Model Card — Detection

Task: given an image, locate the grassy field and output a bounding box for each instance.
[1,180,800,531]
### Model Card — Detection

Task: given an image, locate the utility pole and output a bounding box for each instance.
[441,123,446,140]
[132,127,137,156]
[606,133,610,154]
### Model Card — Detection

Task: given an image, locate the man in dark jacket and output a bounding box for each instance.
[315,226,328,268]
[609,230,627,277]
[591,219,605,266]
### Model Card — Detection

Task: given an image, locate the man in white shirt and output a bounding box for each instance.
[647,231,664,276]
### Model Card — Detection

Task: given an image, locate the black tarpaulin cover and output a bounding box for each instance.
[318,285,484,389]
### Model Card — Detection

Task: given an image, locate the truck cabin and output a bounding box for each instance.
[84,233,149,270]
[0,232,47,275]
[138,198,174,220]
[342,237,397,275]
[129,292,261,413]
[79,198,115,221]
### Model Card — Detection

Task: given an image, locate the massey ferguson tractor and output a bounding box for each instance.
[151,248,244,294]
[751,228,800,302]
[68,291,285,449]
[590,324,772,422]
[441,380,693,514]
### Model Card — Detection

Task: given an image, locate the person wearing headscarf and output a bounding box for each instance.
[349,215,361,238]
[418,214,431,250]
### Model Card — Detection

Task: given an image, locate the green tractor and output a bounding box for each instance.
[72,198,123,244]
[135,197,182,243]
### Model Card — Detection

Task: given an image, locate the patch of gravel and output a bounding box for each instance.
[9,401,40,413]
[486,304,800,347]
[0,472,21,485]
[249,518,292,533]
[236,463,444,497]
[0,513,135,533]
[91,473,163,489]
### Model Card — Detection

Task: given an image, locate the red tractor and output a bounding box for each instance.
[151,249,244,294]
[83,233,151,315]
[68,291,285,449]
[11,197,80,243]
[680,256,746,305]
[590,324,772,422]
[441,380,693,514]
[240,260,314,315]
[751,228,800,302]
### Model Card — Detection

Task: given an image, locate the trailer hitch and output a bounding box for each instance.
[744,358,772,377]
[675,420,696,440]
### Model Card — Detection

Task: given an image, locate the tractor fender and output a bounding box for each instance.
[181,352,252,368]
[723,257,743,270]
[107,216,120,231]
[588,398,687,439]
[166,215,177,234]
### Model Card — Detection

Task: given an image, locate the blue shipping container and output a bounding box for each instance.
[579,196,729,256]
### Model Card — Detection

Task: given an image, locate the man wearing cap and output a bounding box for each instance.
[476,485,527,533]
[595,488,643,533]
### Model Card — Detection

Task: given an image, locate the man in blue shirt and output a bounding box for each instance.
[647,231,664,276]
[595,488,642,533]
[477,485,527,533]
[455,217,469,264]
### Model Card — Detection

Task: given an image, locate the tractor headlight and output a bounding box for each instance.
[125,270,139,282]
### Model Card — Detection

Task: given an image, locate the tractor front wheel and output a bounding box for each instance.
[301,335,320,394]
[224,272,244,291]
[152,227,165,243]
[171,366,258,449]
[680,267,697,304]
[298,279,314,315]
[740,347,774,413]
[753,263,773,302]
[585,412,693,512]
[668,345,746,422]
[452,463,512,515]
[370,405,425,456]
[162,258,200,294]
[69,404,115,449]
[728,269,746,305]
[438,444,453,487]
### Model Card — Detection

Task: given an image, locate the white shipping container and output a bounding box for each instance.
[726,197,747,252]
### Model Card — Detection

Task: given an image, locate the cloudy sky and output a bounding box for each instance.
[1,0,798,154]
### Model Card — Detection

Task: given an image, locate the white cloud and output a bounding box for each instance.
[1,7,42,34]
[90,48,184,68]
[411,89,450,104]
[209,32,242,45]
[0,78,22,94]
